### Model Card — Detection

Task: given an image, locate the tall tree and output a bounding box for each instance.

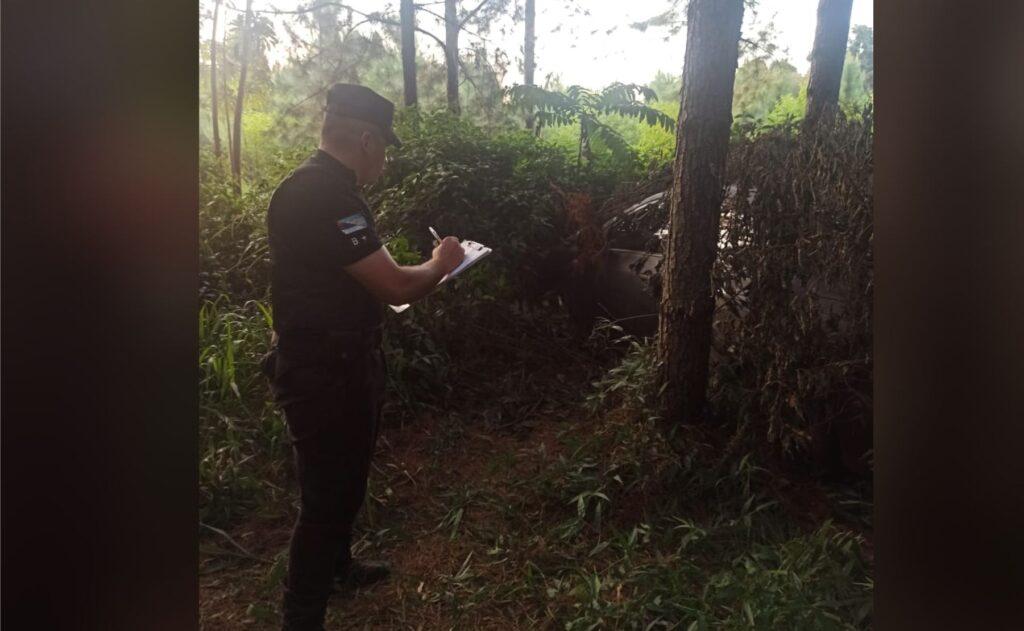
[445,0,461,113]
[210,0,223,158]
[230,0,254,183]
[523,0,536,131]
[222,62,232,157]
[658,0,745,425]
[804,0,853,128]
[849,24,873,87]
[438,0,503,115]
[400,0,418,107]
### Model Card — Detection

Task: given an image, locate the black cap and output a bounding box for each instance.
[325,83,402,148]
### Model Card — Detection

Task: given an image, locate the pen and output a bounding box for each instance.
[429,226,442,245]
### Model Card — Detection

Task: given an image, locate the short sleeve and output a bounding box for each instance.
[270,175,382,269]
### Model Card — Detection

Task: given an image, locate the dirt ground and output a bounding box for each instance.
[200,400,583,630]
[200,359,872,630]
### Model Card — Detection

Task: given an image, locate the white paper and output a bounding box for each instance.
[389,239,492,313]
[441,240,491,282]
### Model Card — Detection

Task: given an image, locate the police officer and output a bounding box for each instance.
[264,83,465,631]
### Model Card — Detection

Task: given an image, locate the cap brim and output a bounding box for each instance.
[383,128,402,148]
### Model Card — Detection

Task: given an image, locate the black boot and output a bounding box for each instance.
[281,585,328,631]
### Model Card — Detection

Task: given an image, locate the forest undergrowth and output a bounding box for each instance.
[200,313,872,630]
[199,112,872,630]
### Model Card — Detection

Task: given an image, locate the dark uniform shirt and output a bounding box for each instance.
[268,150,384,336]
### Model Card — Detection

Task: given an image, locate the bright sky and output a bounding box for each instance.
[210,0,873,90]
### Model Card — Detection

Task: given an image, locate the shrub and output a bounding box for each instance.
[713,107,874,461]
[368,110,580,291]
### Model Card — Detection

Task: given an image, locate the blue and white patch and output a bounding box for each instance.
[336,213,368,235]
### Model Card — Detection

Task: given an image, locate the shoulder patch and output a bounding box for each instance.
[337,213,368,235]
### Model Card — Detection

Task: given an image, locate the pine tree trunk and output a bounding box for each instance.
[524,0,536,132]
[444,0,461,114]
[400,0,418,107]
[657,0,745,426]
[804,0,853,128]
[222,63,232,159]
[230,0,254,184]
[210,0,222,158]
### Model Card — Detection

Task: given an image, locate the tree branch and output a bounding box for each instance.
[239,2,367,17]
[419,4,483,40]
[738,36,777,59]
[459,0,492,28]
[237,2,451,53]
[417,5,447,23]
[200,522,271,564]
[415,25,447,51]
[458,57,479,90]
[273,35,371,122]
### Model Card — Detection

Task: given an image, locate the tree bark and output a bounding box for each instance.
[804,0,853,128]
[222,58,232,159]
[658,0,745,426]
[524,0,536,131]
[444,0,461,114]
[400,0,418,107]
[230,0,254,184]
[210,0,222,158]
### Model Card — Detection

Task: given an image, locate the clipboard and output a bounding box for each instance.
[389,239,492,313]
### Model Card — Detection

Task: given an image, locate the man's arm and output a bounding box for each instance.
[344,236,465,306]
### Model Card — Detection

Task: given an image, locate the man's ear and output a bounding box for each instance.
[361,130,374,153]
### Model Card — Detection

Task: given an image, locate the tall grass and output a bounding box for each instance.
[199,296,288,526]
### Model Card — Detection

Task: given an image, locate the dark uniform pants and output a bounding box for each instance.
[265,333,385,630]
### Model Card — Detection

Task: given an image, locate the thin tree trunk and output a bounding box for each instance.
[576,123,584,167]
[210,0,222,158]
[444,0,461,114]
[804,0,853,128]
[524,0,536,132]
[658,0,745,426]
[222,63,232,160]
[230,0,254,184]
[400,0,418,107]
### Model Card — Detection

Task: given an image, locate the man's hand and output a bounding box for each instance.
[344,236,465,306]
[432,236,465,275]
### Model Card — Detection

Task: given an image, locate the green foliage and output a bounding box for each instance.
[716,109,874,457]
[839,52,872,114]
[532,389,872,630]
[199,150,288,302]
[733,59,803,122]
[369,109,577,286]
[731,47,872,132]
[647,70,682,103]
[632,99,680,168]
[199,296,288,525]
[508,83,675,167]
[849,25,873,87]
[217,10,279,106]
[585,323,662,420]
[763,88,807,128]
[198,20,873,621]
[197,109,643,523]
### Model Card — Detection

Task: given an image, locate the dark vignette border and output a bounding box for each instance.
[1,1,1023,629]
[2,1,198,628]
[875,1,1024,629]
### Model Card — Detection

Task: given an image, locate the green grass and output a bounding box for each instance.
[201,355,872,629]
[199,296,289,526]
[197,225,871,631]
